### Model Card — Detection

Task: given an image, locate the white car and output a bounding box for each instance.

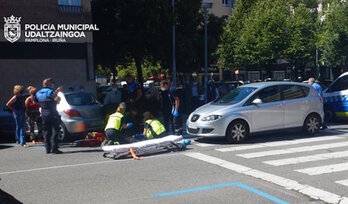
[323,72,348,121]
[187,82,324,143]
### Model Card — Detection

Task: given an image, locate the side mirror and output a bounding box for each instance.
[252,98,262,105]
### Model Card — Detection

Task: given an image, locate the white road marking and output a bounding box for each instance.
[264,150,348,166]
[295,162,348,176]
[216,136,343,152]
[237,141,348,159]
[192,142,215,147]
[0,153,178,175]
[335,179,348,187]
[185,152,348,204]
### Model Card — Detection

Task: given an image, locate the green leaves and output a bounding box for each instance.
[219,0,348,72]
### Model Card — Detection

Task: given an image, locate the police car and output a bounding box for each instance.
[323,72,348,121]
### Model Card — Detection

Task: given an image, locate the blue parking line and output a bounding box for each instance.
[153,182,289,204]
[234,182,289,204]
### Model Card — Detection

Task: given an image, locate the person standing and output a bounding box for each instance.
[35,78,63,154]
[25,86,43,144]
[207,80,219,102]
[6,85,27,147]
[308,77,327,129]
[191,78,200,112]
[159,80,180,134]
[103,83,122,117]
[124,75,144,111]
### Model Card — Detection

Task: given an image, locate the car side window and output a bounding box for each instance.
[281,85,305,100]
[328,76,348,92]
[248,86,281,104]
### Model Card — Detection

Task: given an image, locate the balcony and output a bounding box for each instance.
[58,5,83,13]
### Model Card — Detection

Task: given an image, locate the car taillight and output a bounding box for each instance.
[64,109,81,118]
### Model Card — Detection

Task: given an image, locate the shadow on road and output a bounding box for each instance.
[194,128,347,145]
[0,188,23,204]
[0,143,16,150]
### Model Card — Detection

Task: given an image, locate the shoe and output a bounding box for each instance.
[32,140,36,145]
[21,144,29,148]
[51,150,63,154]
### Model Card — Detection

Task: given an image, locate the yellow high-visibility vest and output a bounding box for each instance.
[145,119,166,139]
[104,112,123,131]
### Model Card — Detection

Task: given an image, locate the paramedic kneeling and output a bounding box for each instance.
[104,103,132,145]
[143,112,166,139]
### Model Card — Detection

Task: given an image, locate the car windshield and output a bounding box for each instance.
[213,87,257,104]
[65,92,97,106]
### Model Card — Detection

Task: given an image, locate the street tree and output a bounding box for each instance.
[92,0,171,85]
[318,0,348,69]
[218,0,257,69]
[237,0,289,77]
[284,1,317,79]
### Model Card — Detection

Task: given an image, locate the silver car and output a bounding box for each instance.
[187,82,324,143]
[57,91,104,141]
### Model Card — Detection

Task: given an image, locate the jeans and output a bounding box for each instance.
[28,111,43,140]
[13,111,26,145]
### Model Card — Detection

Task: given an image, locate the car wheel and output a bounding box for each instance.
[303,114,321,135]
[226,120,249,144]
[58,123,69,142]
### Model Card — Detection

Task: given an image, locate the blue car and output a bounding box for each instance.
[0,105,16,140]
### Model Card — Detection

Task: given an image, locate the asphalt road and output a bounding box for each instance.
[1,124,348,204]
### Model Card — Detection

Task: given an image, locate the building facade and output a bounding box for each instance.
[0,0,96,104]
[210,0,234,17]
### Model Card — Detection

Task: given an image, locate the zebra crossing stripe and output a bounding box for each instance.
[295,162,348,175]
[216,136,343,152]
[192,142,215,147]
[335,179,348,187]
[264,150,348,166]
[185,152,348,204]
[237,141,348,159]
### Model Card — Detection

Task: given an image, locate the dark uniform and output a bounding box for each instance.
[160,88,181,134]
[124,81,144,112]
[35,88,61,153]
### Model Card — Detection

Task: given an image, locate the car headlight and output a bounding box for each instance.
[201,115,222,121]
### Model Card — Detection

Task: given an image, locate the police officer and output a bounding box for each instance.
[35,78,63,154]
[143,112,166,139]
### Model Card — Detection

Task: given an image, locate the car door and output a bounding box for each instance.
[249,86,284,132]
[324,75,348,118]
[281,85,309,128]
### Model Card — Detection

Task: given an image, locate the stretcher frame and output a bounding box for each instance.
[102,135,186,159]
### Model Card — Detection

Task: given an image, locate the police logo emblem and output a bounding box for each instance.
[4,15,21,43]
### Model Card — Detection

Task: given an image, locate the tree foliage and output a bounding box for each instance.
[92,0,226,81]
[318,0,348,67]
[218,0,348,78]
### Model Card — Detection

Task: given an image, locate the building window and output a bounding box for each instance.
[222,0,229,7]
[58,0,82,13]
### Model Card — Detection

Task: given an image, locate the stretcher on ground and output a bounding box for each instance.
[102,135,187,159]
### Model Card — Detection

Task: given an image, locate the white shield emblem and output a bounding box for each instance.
[4,15,21,43]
